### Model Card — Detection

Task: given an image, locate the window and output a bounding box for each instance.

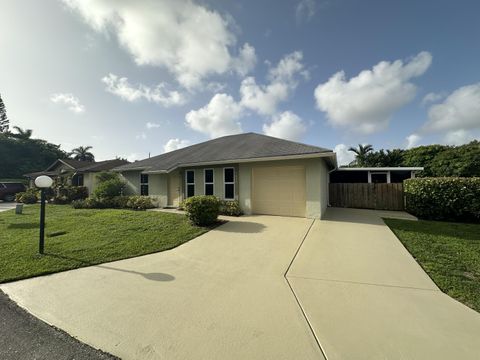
[369,172,389,184]
[72,174,84,186]
[224,167,235,200]
[186,170,195,198]
[204,169,214,196]
[140,174,149,195]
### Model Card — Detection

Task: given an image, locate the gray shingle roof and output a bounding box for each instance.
[115,132,333,172]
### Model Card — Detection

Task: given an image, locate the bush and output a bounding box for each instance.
[15,189,39,204]
[72,195,153,210]
[126,196,154,211]
[51,186,88,204]
[96,171,120,183]
[219,200,243,216]
[404,177,480,221]
[183,195,220,226]
[93,178,125,199]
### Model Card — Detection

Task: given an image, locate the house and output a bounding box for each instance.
[115,133,336,218]
[25,158,129,195]
[330,167,423,184]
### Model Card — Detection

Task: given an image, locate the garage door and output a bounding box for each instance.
[252,166,306,217]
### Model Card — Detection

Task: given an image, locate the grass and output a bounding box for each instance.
[384,218,480,312]
[0,204,210,283]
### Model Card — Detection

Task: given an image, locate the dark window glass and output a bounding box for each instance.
[224,168,234,183]
[140,174,149,184]
[73,174,84,186]
[186,171,194,184]
[371,173,388,183]
[140,184,149,196]
[187,184,195,197]
[205,169,214,183]
[205,183,214,196]
[225,184,234,199]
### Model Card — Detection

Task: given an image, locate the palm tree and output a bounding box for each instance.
[12,126,33,140]
[70,146,95,162]
[348,144,373,167]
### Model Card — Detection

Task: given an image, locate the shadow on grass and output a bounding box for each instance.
[44,253,175,282]
[8,223,38,229]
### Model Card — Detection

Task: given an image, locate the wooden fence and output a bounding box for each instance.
[329,183,404,211]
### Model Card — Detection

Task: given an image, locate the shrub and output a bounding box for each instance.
[15,189,39,204]
[96,171,120,183]
[404,177,480,221]
[50,186,88,204]
[93,178,125,199]
[126,196,154,211]
[183,195,220,226]
[219,200,243,216]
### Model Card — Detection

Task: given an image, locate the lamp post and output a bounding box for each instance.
[34,175,53,254]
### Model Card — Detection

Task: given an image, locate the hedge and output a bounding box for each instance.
[404,177,480,222]
[72,195,154,211]
[183,195,220,226]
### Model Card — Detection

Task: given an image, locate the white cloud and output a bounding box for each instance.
[125,153,143,162]
[50,93,85,113]
[314,51,432,134]
[421,92,446,106]
[63,0,255,89]
[163,138,191,153]
[334,144,356,166]
[240,51,306,115]
[232,43,257,77]
[406,133,421,149]
[146,122,161,129]
[135,132,147,140]
[444,129,475,145]
[185,93,243,138]
[102,73,186,107]
[262,111,306,141]
[295,0,317,23]
[423,83,480,134]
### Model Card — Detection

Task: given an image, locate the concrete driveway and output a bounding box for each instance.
[287,207,480,359]
[0,201,18,212]
[1,215,324,360]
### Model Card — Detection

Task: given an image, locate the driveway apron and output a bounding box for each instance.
[287,207,480,360]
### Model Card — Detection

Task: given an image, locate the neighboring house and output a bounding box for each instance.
[330,167,423,184]
[115,133,336,218]
[25,158,129,195]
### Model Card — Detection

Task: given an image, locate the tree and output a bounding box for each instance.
[0,93,9,133]
[11,126,33,140]
[348,144,374,166]
[70,146,95,162]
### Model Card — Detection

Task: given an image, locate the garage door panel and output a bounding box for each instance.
[252,166,306,217]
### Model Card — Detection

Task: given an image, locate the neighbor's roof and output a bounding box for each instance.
[24,159,129,178]
[336,167,424,171]
[115,132,334,173]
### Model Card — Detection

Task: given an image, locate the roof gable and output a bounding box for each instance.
[115,133,333,172]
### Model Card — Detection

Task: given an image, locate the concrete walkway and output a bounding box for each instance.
[0,202,18,212]
[1,215,323,360]
[287,207,480,360]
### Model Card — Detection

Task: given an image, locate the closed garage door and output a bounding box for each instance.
[252,166,306,217]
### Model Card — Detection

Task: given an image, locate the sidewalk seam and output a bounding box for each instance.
[284,220,329,360]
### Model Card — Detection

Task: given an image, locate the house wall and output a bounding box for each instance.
[83,173,99,195]
[179,165,239,201]
[238,158,329,219]
[121,171,141,195]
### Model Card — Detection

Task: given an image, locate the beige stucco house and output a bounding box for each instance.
[115,133,337,219]
[25,158,129,195]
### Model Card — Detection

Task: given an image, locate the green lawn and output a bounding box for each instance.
[0,205,210,283]
[385,218,480,312]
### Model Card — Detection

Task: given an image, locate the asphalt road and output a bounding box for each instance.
[0,201,18,212]
[0,290,117,360]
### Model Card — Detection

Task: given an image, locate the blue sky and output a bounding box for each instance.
[1,0,479,164]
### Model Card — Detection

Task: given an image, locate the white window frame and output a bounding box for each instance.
[185,170,195,198]
[204,168,214,196]
[368,171,390,184]
[223,167,235,200]
[140,173,149,195]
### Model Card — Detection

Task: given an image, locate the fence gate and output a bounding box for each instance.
[329,183,404,211]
